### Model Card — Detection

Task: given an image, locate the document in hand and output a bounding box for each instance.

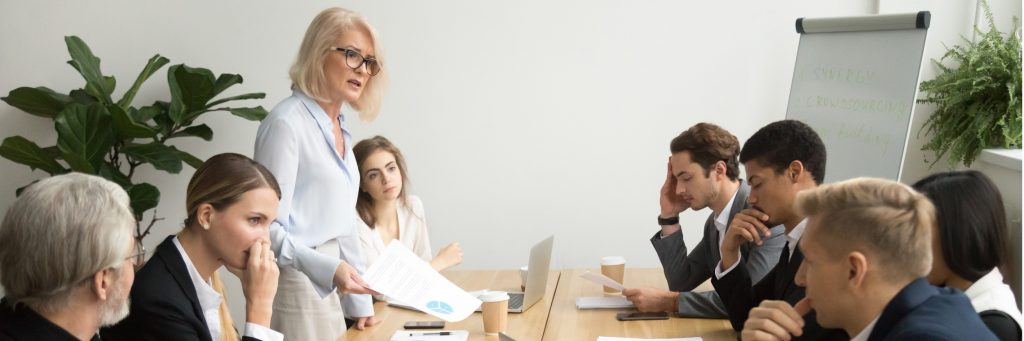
[364,242,482,322]
[580,271,624,291]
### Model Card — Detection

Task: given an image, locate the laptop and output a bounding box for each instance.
[501,235,554,313]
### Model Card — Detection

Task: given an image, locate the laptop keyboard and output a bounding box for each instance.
[508,293,525,310]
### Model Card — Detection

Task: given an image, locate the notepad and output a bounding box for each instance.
[575,296,635,309]
[390,330,469,341]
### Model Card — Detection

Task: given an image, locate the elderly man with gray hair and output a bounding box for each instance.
[0,173,140,341]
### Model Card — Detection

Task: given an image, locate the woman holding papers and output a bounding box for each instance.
[353,136,463,272]
[913,170,1023,340]
[104,153,283,341]
[253,6,383,339]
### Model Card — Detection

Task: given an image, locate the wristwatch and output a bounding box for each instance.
[658,215,679,226]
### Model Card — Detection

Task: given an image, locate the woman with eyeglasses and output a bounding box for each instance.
[253,6,387,340]
[104,153,283,341]
[913,170,1023,340]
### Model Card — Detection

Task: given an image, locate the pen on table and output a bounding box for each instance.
[409,331,450,336]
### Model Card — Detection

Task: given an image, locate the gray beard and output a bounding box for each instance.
[98,282,130,326]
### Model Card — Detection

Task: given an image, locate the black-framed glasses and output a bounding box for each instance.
[127,238,146,272]
[329,47,381,76]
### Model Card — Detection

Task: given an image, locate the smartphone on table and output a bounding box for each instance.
[616,311,670,321]
[403,321,445,329]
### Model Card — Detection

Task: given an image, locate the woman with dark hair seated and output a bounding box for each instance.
[913,170,1022,340]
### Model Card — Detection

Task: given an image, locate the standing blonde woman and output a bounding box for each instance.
[254,7,386,339]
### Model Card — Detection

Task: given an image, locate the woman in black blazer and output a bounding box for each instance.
[104,153,283,341]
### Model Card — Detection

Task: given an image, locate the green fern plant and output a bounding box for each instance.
[0,36,268,240]
[918,1,1022,167]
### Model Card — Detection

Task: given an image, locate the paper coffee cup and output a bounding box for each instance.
[519,266,529,291]
[481,291,510,335]
[600,256,626,294]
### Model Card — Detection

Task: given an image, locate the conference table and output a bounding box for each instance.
[339,268,736,341]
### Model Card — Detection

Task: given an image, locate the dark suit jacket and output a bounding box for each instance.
[0,298,99,341]
[650,182,785,318]
[712,240,847,340]
[868,278,998,341]
[102,236,261,341]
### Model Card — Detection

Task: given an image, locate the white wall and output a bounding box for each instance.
[5,0,1012,329]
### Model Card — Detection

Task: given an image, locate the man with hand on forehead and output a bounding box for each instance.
[741,178,996,341]
[711,120,846,340]
[623,122,785,318]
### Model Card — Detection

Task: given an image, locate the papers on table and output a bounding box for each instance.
[580,271,625,291]
[598,335,700,337]
[364,242,481,322]
[576,296,635,309]
[390,330,469,341]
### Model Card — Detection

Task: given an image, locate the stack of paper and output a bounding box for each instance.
[575,296,635,309]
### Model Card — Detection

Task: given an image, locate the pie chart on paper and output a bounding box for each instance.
[426,301,453,315]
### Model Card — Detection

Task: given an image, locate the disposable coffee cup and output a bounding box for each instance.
[519,266,529,291]
[481,291,510,335]
[600,256,626,294]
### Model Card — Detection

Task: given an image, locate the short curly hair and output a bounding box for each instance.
[740,120,827,184]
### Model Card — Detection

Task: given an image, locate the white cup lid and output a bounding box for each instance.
[520,266,529,271]
[601,256,626,265]
[480,291,510,302]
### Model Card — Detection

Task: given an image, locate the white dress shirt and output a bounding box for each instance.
[713,188,739,251]
[358,195,434,267]
[965,268,1024,329]
[254,89,372,317]
[172,237,283,341]
[850,315,879,341]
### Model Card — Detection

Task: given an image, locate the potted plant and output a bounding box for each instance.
[0,36,268,240]
[917,0,1022,168]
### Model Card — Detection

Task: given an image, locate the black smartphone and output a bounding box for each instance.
[616,311,670,321]
[403,321,445,329]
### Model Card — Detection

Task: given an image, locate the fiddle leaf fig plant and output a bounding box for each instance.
[0,36,269,240]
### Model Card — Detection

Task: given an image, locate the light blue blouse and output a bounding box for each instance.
[254,89,372,317]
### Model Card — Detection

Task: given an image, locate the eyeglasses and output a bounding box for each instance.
[329,47,381,76]
[127,238,146,272]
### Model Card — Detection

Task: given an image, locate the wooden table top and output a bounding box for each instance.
[339,269,560,341]
[541,269,736,341]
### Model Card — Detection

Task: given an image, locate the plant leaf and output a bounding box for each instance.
[169,124,213,141]
[205,92,265,108]
[170,146,204,169]
[98,163,132,188]
[110,105,157,139]
[0,136,67,175]
[64,36,113,104]
[211,73,242,97]
[127,183,160,219]
[122,142,183,173]
[117,54,170,109]
[224,106,268,121]
[54,103,114,172]
[1,87,73,119]
[168,64,216,124]
[69,89,98,105]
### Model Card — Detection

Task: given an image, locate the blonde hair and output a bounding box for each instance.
[0,173,135,313]
[290,7,388,122]
[795,177,934,282]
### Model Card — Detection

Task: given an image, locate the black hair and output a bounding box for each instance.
[912,170,1009,282]
[739,120,827,184]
